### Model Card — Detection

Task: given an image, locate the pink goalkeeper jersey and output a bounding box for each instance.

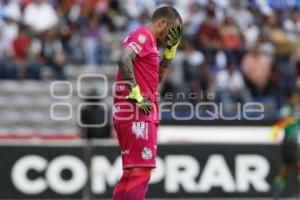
[113,26,160,124]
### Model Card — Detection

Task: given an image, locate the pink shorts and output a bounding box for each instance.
[114,121,158,169]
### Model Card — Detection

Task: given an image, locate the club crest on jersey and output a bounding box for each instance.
[142,147,152,160]
[138,34,146,44]
[132,121,148,140]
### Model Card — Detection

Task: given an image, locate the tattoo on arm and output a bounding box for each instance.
[159,57,171,82]
[118,47,137,88]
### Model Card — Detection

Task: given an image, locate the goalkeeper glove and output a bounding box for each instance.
[126,85,151,115]
[164,26,182,60]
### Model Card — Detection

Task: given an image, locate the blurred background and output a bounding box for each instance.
[0,0,300,199]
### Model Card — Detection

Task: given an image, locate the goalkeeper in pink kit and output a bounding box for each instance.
[112,6,182,200]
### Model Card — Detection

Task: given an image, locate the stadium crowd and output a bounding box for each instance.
[0,0,300,113]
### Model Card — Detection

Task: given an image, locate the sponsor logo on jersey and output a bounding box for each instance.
[121,149,129,155]
[132,121,148,140]
[128,42,142,54]
[113,106,120,115]
[142,147,153,160]
[114,85,125,92]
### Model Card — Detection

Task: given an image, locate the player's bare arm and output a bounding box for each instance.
[159,57,171,82]
[118,47,137,88]
[118,46,151,115]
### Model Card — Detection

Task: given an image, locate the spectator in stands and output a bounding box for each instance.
[219,17,244,63]
[82,16,102,66]
[197,62,213,102]
[283,10,300,34]
[0,9,19,59]
[125,11,150,34]
[82,14,111,66]
[80,0,110,18]
[292,48,300,89]
[242,45,273,96]
[80,89,111,139]
[181,38,206,103]
[263,14,298,106]
[254,0,273,16]
[31,29,66,79]
[23,0,58,34]
[160,48,185,99]
[161,38,207,103]
[264,15,297,56]
[196,8,221,66]
[185,2,206,38]
[243,22,260,50]
[227,1,254,29]
[2,0,21,23]
[214,61,252,113]
[0,56,18,79]
[11,26,41,79]
[55,1,79,57]
[122,0,156,19]
[0,9,19,79]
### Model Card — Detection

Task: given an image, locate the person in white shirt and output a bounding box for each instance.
[23,0,58,33]
[214,61,252,113]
